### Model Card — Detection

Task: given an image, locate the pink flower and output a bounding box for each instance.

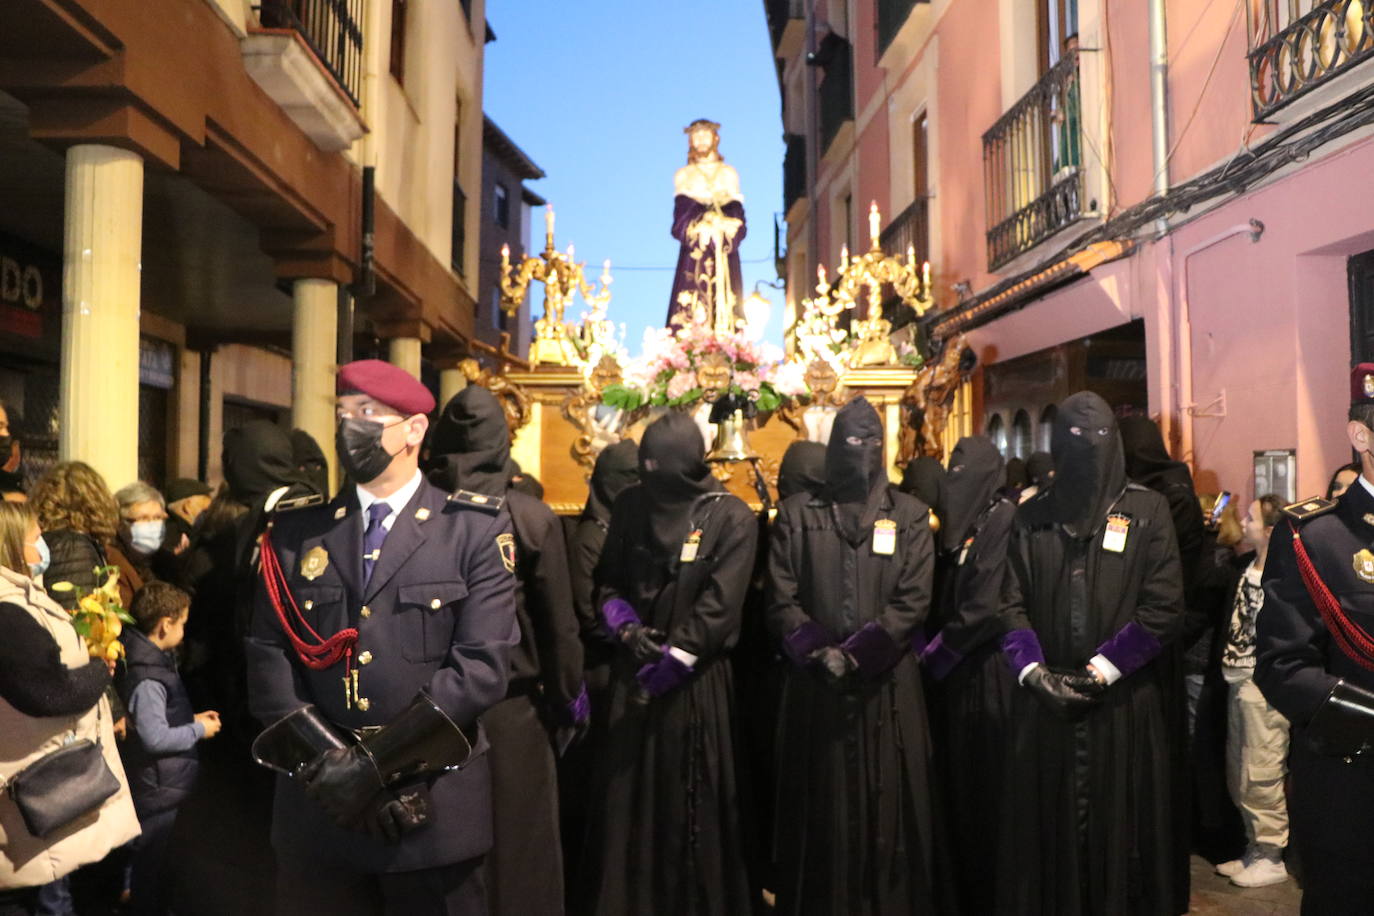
[772,361,809,397]
[666,371,698,401]
[734,371,761,393]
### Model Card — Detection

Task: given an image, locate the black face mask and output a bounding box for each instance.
[336,418,399,484]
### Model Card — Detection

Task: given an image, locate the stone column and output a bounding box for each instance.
[389,336,422,380]
[61,145,143,490]
[438,365,467,409]
[293,278,339,493]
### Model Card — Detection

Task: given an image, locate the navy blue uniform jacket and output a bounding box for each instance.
[245,477,519,873]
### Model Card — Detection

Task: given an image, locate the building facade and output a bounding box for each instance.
[0,0,492,496]
[769,0,1374,500]
[475,115,544,361]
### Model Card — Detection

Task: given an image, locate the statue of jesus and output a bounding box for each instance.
[666,119,747,331]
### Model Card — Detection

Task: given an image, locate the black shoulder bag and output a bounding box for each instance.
[6,711,120,837]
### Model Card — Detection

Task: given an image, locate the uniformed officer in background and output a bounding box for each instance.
[1256,363,1374,916]
[245,359,519,915]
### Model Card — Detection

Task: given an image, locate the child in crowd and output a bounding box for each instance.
[114,582,220,915]
[1217,494,1291,888]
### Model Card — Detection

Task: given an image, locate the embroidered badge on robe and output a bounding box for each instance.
[497,533,516,573]
[301,545,329,581]
[1103,514,1131,553]
[872,519,897,556]
[1354,548,1374,584]
[680,530,702,564]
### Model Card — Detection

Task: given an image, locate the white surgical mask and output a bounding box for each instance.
[28,535,49,580]
[129,520,165,556]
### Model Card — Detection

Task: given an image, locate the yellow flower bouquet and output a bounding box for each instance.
[49,566,134,662]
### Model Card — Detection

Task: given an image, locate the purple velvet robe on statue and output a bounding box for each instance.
[666,195,747,328]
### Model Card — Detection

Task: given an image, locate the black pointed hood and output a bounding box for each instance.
[290,428,330,498]
[1049,391,1127,536]
[1118,415,1192,494]
[427,385,511,497]
[777,440,827,501]
[941,436,1004,553]
[584,439,639,525]
[1026,451,1054,489]
[223,420,317,507]
[824,397,886,504]
[899,456,946,519]
[638,411,719,556]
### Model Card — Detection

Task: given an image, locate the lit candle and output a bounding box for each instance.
[545,204,555,241]
[501,243,510,270]
[840,245,849,270]
[817,263,827,288]
[922,261,931,288]
[907,244,915,266]
[602,259,612,284]
[567,243,576,261]
[869,201,881,244]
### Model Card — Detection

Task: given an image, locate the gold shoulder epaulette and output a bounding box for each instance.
[448,489,504,513]
[1283,496,1337,522]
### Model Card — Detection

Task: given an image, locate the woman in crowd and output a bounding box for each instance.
[1326,461,1360,499]
[0,502,139,916]
[30,462,119,608]
[109,482,168,608]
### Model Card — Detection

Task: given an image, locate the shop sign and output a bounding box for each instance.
[0,234,58,347]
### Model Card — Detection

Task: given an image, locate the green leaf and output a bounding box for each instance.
[114,608,136,625]
[668,387,702,407]
[70,616,91,638]
[756,387,781,412]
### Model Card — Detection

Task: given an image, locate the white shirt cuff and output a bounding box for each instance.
[1017,662,1041,685]
[1089,653,1122,685]
[667,646,698,668]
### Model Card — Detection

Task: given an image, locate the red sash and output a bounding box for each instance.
[1290,521,1374,672]
[259,522,358,673]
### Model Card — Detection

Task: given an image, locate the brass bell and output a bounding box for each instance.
[707,409,758,463]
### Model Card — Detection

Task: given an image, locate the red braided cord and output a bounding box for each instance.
[1289,522,1374,672]
[260,524,358,671]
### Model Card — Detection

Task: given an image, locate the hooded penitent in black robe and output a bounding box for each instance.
[428,385,583,916]
[290,427,331,500]
[562,439,639,894]
[997,392,1186,915]
[918,436,1017,915]
[585,412,756,916]
[767,398,945,916]
[900,455,946,530]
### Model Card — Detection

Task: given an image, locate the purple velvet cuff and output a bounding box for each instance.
[840,622,903,678]
[1095,621,1163,679]
[909,628,930,656]
[782,620,833,666]
[635,651,694,698]
[600,598,639,634]
[566,682,590,726]
[919,630,964,681]
[1000,628,1046,677]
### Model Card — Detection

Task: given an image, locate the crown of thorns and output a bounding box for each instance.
[684,119,721,133]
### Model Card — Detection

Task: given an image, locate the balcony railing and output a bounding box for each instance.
[877,0,926,57]
[982,48,1084,270]
[1249,1,1374,120]
[818,38,854,155]
[880,196,929,264]
[257,0,365,106]
[784,133,807,214]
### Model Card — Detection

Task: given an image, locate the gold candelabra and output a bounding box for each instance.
[797,201,934,368]
[499,204,613,368]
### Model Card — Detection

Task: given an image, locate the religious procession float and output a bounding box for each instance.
[466,119,975,513]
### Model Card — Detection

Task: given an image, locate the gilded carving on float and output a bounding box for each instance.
[460,358,534,435]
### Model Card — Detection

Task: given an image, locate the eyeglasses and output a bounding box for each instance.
[336,404,404,422]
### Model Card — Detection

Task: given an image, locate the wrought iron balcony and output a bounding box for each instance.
[256,0,364,106]
[1249,1,1374,120]
[784,133,807,214]
[818,38,854,156]
[880,196,929,264]
[982,48,1084,270]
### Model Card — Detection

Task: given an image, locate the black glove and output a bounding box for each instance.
[808,646,858,687]
[1023,666,1105,721]
[619,624,667,665]
[302,745,383,827]
[362,786,430,843]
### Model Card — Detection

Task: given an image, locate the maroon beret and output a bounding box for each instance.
[1354,363,1374,406]
[336,359,436,416]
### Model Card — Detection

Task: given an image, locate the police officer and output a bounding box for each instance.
[245,359,519,915]
[1255,363,1374,915]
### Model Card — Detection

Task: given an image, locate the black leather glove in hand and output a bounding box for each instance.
[619,624,668,665]
[362,786,430,843]
[808,646,858,687]
[1023,666,1105,721]
[302,745,383,827]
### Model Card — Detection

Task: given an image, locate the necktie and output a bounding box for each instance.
[362,501,391,586]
